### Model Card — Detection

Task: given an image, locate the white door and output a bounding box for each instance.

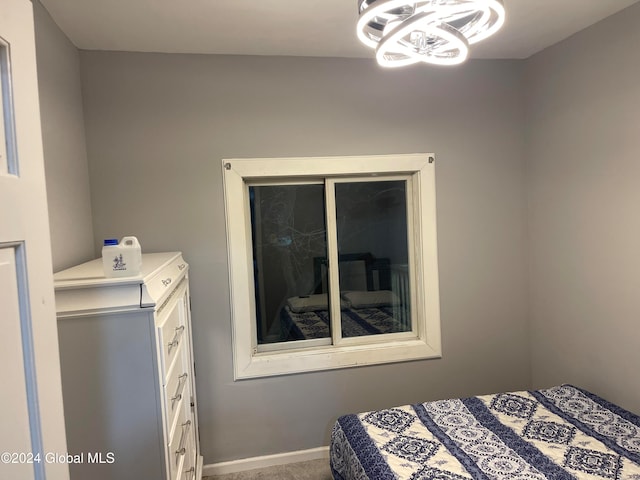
[0,1,69,479]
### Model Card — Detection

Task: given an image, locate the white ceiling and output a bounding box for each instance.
[38,0,640,60]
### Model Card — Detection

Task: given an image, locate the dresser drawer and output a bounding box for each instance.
[179,395,197,480]
[178,430,197,480]
[164,344,190,436]
[168,405,191,480]
[158,298,185,380]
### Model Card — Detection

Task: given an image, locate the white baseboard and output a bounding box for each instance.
[202,446,330,476]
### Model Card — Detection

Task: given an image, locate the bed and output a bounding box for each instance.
[330,384,640,480]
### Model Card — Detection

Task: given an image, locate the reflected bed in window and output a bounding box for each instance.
[280,253,410,340]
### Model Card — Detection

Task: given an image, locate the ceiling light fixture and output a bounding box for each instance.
[357,0,506,67]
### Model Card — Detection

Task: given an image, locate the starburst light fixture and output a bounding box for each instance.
[357,0,506,67]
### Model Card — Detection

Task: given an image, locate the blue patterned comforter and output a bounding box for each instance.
[330,385,640,480]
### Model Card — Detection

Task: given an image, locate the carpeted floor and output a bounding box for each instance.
[204,458,333,480]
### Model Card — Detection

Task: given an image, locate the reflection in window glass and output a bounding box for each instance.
[335,180,411,337]
[0,39,18,176]
[249,184,329,344]
[0,41,12,175]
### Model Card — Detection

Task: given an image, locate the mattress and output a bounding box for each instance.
[330,384,640,480]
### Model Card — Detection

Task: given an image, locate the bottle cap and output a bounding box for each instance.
[103,239,118,246]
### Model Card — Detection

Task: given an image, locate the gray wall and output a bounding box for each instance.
[33,1,94,271]
[78,52,530,462]
[525,2,640,413]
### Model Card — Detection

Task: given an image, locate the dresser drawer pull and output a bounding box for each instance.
[185,466,195,480]
[175,420,192,458]
[167,325,185,354]
[170,373,189,409]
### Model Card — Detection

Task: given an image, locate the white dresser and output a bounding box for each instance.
[54,252,202,480]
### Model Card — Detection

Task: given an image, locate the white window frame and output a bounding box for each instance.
[222,154,441,379]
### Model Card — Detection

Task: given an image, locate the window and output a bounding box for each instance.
[1,38,18,175]
[223,154,441,379]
